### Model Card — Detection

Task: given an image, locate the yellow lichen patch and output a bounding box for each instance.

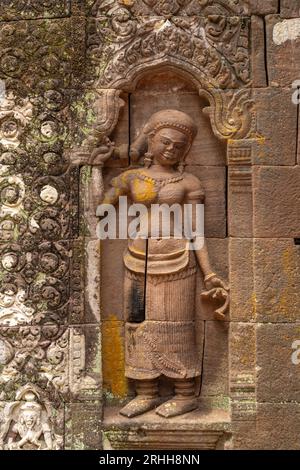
[120,0,134,5]
[256,136,266,146]
[282,246,296,276]
[132,177,156,203]
[102,315,128,398]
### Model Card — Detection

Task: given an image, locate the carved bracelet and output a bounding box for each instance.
[204,273,217,282]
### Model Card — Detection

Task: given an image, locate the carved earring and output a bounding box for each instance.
[178,162,186,174]
[144,152,153,168]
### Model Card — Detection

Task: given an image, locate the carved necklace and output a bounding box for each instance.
[137,173,184,187]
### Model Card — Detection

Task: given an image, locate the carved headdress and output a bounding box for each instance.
[130,109,197,163]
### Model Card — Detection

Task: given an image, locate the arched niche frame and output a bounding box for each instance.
[70,56,258,423]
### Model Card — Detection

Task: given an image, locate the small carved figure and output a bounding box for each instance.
[96,109,229,418]
[0,385,61,450]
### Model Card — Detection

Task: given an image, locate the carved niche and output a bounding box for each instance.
[68,0,258,434]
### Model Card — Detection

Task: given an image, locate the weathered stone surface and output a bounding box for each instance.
[251,16,267,88]
[231,420,257,450]
[69,325,101,401]
[230,323,256,373]
[91,0,248,17]
[65,401,102,450]
[0,19,84,92]
[228,180,253,238]
[201,321,229,398]
[281,0,300,18]
[101,239,126,323]
[252,88,298,166]
[0,326,70,402]
[266,15,300,87]
[247,0,278,15]
[0,0,70,20]
[253,167,300,238]
[257,323,300,403]
[255,403,300,449]
[229,238,255,322]
[0,324,100,404]
[254,239,300,323]
[232,403,300,450]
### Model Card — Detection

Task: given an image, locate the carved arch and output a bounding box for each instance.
[82,66,255,152]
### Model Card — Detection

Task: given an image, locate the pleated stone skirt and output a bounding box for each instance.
[124,257,202,380]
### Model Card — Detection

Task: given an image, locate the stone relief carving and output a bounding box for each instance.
[92,0,248,17]
[89,3,250,90]
[0,384,63,450]
[0,0,257,449]
[0,1,70,21]
[81,0,255,172]
[95,109,230,418]
[0,16,86,407]
[0,92,32,149]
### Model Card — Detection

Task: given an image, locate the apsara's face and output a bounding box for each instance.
[149,127,190,167]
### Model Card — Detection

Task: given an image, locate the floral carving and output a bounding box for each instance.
[0,1,70,21]
[0,93,32,149]
[88,6,250,89]
[92,0,248,17]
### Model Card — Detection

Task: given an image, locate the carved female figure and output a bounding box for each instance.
[98,110,229,418]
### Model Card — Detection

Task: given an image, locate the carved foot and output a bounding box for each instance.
[119,396,162,418]
[155,397,198,418]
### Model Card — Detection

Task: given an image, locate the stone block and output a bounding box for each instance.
[65,401,102,450]
[228,183,253,239]
[281,0,300,18]
[255,403,300,449]
[251,17,268,88]
[103,404,231,450]
[253,166,300,238]
[252,89,298,166]
[229,238,255,322]
[69,325,102,401]
[231,420,258,450]
[257,323,300,402]
[0,326,70,402]
[201,321,229,398]
[266,15,300,87]
[230,323,256,374]
[254,239,300,323]
[247,1,278,15]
